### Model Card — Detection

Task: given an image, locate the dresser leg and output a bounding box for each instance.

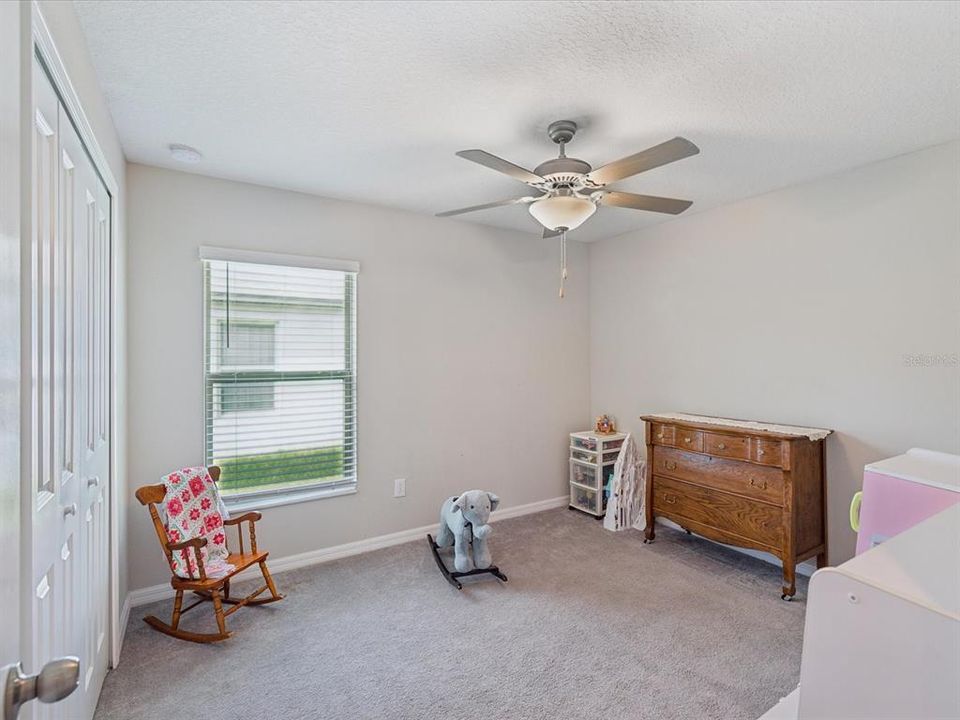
[781,558,796,600]
[643,522,656,543]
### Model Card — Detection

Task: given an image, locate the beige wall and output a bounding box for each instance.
[33,1,130,613]
[126,163,591,591]
[589,141,960,565]
[126,141,958,589]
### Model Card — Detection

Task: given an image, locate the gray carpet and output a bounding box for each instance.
[96,509,807,720]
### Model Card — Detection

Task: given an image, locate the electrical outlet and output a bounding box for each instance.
[394,478,406,498]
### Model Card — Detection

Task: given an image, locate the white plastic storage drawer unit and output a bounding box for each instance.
[569,431,626,517]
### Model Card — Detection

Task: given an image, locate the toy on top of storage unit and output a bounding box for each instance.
[595,414,616,434]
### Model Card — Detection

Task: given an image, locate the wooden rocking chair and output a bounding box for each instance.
[135,466,284,643]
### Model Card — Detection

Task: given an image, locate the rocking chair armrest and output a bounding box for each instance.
[168,537,208,552]
[223,512,262,526]
[224,512,261,555]
[167,537,208,580]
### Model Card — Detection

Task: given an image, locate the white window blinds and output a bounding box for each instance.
[201,249,358,500]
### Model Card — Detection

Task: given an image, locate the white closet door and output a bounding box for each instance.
[76,117,111,719]
[28,61,111,720]
[60,101,111,719]
[29,57,79,720]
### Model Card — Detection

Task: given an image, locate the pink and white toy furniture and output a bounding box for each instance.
[850,448,960,555]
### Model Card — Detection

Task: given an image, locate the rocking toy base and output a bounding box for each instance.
[427,534,508,590]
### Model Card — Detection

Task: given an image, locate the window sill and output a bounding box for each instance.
[223,483,357,514]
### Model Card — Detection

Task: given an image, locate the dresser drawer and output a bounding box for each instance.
[650,423,676,446]
[675,427,703,452]
[652,476,783,549]
[652,446,784,505]
[752,438,783,466]
[703,432,750,460]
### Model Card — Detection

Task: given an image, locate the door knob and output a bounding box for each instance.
[3,657,79,720]
[62,504,77,518]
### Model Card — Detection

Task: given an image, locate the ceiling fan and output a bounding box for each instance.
[437,120,699,297]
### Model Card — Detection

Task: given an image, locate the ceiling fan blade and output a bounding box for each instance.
[436,196,538,217]
[595,190,693,215]
[456,149,546,185]
[542,227,562,239]
[586,137,700,186]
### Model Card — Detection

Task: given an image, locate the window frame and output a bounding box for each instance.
[200,249,358,510]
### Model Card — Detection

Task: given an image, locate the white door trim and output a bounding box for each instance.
[0,0,23,678]
[30,2,124,668]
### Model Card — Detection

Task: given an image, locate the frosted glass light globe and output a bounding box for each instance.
[528,195,596,231]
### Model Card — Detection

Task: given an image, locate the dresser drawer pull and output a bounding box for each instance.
[758,449,765,456]
[663,494,678,505]
[657,432,664,439]
[683,437,692,443]
[717,442,726,450]
[664,460,677,471]
[750,478,768,490]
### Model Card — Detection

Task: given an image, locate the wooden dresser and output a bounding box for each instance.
[641,414,831,599]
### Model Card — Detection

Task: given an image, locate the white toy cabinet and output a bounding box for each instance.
[759,503,960,719]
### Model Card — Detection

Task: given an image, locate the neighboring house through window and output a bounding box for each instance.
[217,322,276,413]
[201,247,358,504]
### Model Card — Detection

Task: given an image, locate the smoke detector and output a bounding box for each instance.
[168,143,203,164]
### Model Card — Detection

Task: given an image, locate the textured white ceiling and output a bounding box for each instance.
[74,0,960,242]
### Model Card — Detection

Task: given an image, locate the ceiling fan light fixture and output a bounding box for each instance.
[528,195,596,231]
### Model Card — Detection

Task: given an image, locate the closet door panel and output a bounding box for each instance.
[61,101,111,719]
[80,176,111,715]
[30,60,80,720]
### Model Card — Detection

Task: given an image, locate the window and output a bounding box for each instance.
[219,321,275,367]
[218,381,275,414]
[216,322,276,414]
[202,247,358,503]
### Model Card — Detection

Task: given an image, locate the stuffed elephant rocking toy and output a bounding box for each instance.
[427,490,508,589]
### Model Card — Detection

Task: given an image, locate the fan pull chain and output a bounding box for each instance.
[559,230,568,299]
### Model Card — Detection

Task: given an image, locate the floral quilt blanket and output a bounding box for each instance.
[161,467,234,579]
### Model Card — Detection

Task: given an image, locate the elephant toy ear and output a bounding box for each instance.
[487,493,501,511]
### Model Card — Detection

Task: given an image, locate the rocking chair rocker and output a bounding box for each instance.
[135,466,284,643]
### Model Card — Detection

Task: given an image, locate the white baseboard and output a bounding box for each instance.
[656,518,817,577]
[126,494,568,609]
